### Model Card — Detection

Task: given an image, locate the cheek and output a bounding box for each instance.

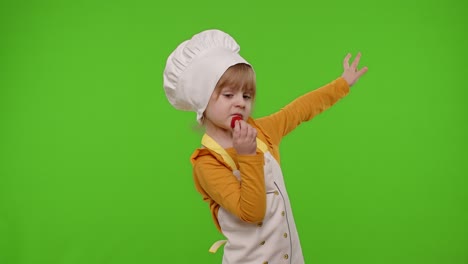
[246,101,253,111]
[205,101,226,119]
[204,103,216,119]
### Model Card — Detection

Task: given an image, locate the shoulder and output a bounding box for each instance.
[190,147,232,170]
[190,147,215,165]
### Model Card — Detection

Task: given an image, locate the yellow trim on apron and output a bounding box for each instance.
[201,133,269,254]
[201,134,268,171]
[208,240,228,253]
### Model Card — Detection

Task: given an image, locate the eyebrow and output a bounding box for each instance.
[222,87,253,93]
[221,87,236,92]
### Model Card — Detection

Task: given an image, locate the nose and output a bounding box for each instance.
[234,94,246,108]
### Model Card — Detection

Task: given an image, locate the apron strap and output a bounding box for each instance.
[201,134,268,171]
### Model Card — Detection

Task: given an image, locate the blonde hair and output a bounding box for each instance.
[212,63,256,99]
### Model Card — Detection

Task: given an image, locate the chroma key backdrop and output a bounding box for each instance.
[1,0,467,263]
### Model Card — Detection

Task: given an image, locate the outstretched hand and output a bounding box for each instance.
[341,52,368,87]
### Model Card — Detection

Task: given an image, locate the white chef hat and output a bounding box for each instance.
[163,29,251,122]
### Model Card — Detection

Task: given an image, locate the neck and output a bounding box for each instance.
[204,122,233,149]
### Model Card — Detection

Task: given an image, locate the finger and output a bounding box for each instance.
[246,123,255,141]
[233,121,240,139]
[250,128,257,149]
[343,53,351,69]
[351,52,362,70]
[251,128,257,142]
[239,120,248,138]
[247,125,255,142]
[355,66,368,78]
[244,124,251,141]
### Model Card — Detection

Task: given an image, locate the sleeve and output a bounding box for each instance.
[255,77,350,145]
[193,152,266,223]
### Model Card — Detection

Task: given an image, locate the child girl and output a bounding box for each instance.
[163,29,367,264]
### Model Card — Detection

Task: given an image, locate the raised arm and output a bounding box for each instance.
[256,53,368,145]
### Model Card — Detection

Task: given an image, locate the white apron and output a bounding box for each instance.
[202,134,304,264]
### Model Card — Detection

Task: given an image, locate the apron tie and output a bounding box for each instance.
[209,240,228,253]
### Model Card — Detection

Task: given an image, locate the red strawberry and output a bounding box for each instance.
[231,115,243,129]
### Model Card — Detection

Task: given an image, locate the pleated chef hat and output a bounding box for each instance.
[163,29,251,122]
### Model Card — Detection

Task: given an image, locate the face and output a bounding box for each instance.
[204,86,253,130]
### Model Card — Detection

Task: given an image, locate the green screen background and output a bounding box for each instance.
[1,0,467,263]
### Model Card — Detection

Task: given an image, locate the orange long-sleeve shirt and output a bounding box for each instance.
[190,77,350,232]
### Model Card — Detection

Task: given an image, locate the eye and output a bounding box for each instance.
[223,93,234,98]
[243,94,252,99]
